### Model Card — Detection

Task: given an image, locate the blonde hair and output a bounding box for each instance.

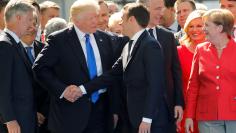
[108,12,122,28]
[40,1,60,13]
[180,10,206,46]
[203,9,234,35]
[70,0,99,22]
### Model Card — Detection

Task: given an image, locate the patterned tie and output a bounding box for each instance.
[25,47,34,64]
[85,34,99,103]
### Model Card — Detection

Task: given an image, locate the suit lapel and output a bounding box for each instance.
[5,32,33,74]
[67,26,90,78]
[33,41,44,57]
[154,27,163,49]
[93,32,106,70]
[124,31,147,71]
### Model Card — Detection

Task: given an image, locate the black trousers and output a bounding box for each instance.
[0,123,7,133]
[83,93,110,133]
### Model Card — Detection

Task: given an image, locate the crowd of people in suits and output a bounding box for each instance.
[0,0,236,133]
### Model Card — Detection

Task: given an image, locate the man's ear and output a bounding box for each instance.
[129,16,135,23]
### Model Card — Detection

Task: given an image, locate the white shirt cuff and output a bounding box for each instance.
[60,90,66,99]
[79,85,87,94]
[142,117,152,123]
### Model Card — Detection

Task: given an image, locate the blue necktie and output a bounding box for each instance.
[85,34,99,103]
[25,47,34,64]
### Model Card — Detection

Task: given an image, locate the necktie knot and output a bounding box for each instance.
[85,34,90,40]
[26,46,33,51]
[148,28,154,38]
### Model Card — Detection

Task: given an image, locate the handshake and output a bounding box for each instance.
[63,85,83,102]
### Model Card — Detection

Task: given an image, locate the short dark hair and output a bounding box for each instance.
[0,0,9,12]
[25,0,40,12]
[123,3,150,28]
[164,0,176,8]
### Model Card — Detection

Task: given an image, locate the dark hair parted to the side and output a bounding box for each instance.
[123,3,150,28]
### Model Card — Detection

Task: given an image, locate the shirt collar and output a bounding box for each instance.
[21,41,34,48]
[4,28,20,43]
[168,20,179,32]
[130,29,145,42]
[74,25,92,40]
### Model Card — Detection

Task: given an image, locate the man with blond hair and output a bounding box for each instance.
[0,1,36,133]
[174,0,196,40]
[33,0,115,132]
[39,1,60,31]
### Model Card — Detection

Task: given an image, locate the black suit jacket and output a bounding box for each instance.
[155,26,184,118]
[32,40,50,117]
[33,26,115,133]
[83,31,168,128]
[0,32,36,133]
[32,41,51,133]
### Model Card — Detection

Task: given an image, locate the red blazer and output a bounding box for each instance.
[177,45,194,101]
[186,38,236,121]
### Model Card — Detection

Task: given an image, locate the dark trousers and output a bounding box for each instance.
[115,99,177,133]
[83,93,110,133]
[0,123,7,133]
[37,120,50,133]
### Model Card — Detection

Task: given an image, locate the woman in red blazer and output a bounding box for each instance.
[177,10,206,133]
[185,9,236,133]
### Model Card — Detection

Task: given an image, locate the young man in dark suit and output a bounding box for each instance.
[33,0,117,133]
[0,1,36,133]
[76,3,169,133]
[137,0,185,132]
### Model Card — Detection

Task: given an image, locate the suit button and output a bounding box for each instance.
[216,86,220,90]
[216,76,220,79]
[216,65,220,69]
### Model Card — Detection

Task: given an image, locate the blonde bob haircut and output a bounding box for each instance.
[203,9,234,35]
[180,10,206,46]
[70,0,99,22]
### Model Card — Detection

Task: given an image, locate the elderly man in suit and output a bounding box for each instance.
[33,0,117,133]
[0,1,36,133]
